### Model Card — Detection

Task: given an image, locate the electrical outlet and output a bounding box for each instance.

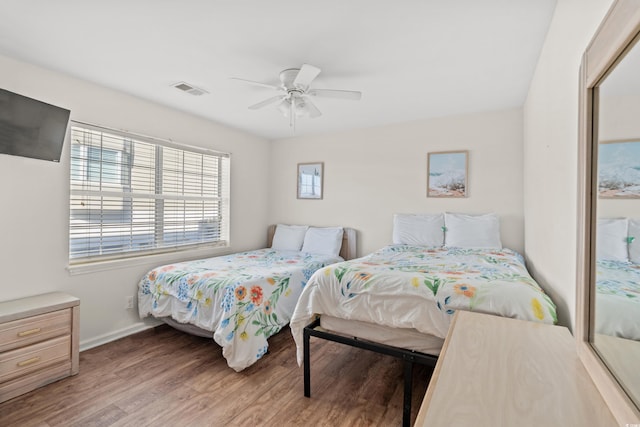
[125,296,134,309]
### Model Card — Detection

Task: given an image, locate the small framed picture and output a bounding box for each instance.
[598,140,640,198]
[427,151,468,198]
[297,162,323,199]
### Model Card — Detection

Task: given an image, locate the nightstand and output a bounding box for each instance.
[0,292,80,403]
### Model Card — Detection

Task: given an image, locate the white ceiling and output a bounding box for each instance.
[0,0,557,140]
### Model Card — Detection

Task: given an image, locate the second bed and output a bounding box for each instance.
[289,213,558,425]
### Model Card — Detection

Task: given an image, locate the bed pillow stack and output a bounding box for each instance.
[271,224,344,257]
[301,226,344,257]
[596,218,629,262]
[443,212,502,249]
[392,212,502,249]
[595,218,640,263]
[271,224,309,251]
[392,213,445,246]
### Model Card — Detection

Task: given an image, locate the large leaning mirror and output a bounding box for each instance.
[578,0,640,423]
[594,39,640,409]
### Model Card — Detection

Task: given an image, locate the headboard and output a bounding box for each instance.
[267,225,357,260]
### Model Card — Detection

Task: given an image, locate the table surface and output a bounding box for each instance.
[414,311,617,426]
[0,292,80,323]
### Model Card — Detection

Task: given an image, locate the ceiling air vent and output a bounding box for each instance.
[172,82,208,96]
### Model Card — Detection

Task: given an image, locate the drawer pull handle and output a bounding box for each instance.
[17,357,41,367]
[18,328,42,337]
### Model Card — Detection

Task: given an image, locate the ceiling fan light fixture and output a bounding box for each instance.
[277,100,289,117]
[277,97,309,118]
[293,97,308,117]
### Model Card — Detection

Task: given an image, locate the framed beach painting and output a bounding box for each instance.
[297,162,323,199]
[427,150,468,198]
[598,140,640,198]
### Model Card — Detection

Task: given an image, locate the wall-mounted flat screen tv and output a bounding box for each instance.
[0,89,70,162]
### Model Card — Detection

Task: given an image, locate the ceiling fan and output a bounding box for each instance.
[232,64,362,130]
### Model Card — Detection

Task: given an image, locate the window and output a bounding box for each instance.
[69,123,230,263]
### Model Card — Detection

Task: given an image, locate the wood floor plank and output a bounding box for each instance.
[109,384,203,427]
[69,404,128,427]
[1,372,125,425]
[0,324,433,427]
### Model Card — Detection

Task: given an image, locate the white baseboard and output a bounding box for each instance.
[79,319,163,352]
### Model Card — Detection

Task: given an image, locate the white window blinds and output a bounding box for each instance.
[69,122,230,263]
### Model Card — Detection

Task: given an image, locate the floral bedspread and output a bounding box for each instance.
[138,249,342,371]
[290,245,557,364]
[595,260,640,340]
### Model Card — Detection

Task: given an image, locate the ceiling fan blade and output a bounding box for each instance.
[308,89,362,100]
[230,77,280,90]
[248,95,285,110]
[302,97,322,118]
[293,64,321,89]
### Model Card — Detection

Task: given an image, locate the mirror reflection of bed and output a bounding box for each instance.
[593,218,640,405]
[594,218,640,341]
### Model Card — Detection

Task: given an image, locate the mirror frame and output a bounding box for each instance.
[577,0,640,423]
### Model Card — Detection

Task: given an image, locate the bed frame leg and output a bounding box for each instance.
[304,325,311,398]
[402,358,413,427]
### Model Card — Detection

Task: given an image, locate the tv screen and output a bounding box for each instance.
[0,89,70,162]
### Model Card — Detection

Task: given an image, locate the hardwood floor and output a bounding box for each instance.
[0,325,433,427]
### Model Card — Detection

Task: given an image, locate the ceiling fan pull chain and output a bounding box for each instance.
[290,98,295,131]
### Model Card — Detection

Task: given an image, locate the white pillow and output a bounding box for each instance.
[392,213,444,247]
[271,224,309,251]
[301,227,344,257]
[597,218,628,262]
[628,219,640,264]
[444,212,502,249]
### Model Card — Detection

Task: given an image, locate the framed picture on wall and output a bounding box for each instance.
[297,162,324,199]
[598,139,640,198]
[427,150,468,198]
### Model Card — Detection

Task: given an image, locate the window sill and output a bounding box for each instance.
[66,244,232,276]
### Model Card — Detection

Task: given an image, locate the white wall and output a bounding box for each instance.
[523,0,613,329]
[269,108,524,256]
[0,54,270,348]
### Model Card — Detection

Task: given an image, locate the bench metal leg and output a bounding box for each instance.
[403,357,413,427]
[304,324,311,397]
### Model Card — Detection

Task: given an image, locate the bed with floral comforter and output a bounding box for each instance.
[290,245,557,364]
[595,259,640,340]
[138,249,342,371]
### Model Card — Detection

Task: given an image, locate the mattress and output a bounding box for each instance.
[320,315,443,356]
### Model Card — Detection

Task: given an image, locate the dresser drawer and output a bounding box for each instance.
[0,309,71,353]
[0,335,71,384]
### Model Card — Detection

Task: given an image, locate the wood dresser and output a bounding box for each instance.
[0,292,79,403]
[414,310,617,426]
